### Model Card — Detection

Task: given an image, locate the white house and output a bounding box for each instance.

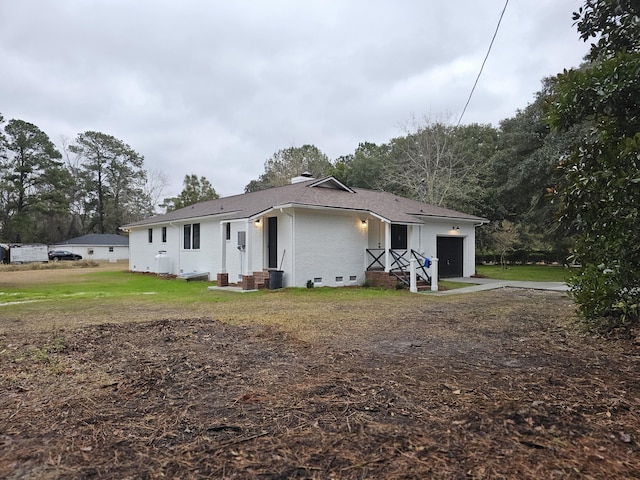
[51,233,129,261]
[121,176,487,288]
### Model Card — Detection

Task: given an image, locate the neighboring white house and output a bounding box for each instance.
[121,176,488,288]
[51,233,129,261]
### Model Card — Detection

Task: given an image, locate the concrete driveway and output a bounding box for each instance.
[432,277,569,295]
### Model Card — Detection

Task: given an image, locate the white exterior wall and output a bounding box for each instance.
[128,220,220,279]
[293,209,367,287]
[127,211,480,285]
[176,219,220,279]
[129,225,181,273]
[276,211,294,286]
[408,224,421,253]
[129,228,156,272]
[226,221,246,282]
[367,219,384,249]
[418,220,477,277]
[53,245,129,261]
[365,219,477,277]
[250,218,264,275]
[461,223,477,277]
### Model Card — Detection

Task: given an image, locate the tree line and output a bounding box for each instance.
[0,123,159,244]
[244,94,574,265]
[0,72,614,265]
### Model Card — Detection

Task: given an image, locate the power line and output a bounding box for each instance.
[457,0,510,126]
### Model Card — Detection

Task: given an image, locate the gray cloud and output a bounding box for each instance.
[0,0,589,199]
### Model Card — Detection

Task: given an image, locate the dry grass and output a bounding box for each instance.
[1,266,639,479]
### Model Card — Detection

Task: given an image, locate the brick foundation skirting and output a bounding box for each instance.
[217,273,229,287]
[241,275,255,290]
[365,270,400,288]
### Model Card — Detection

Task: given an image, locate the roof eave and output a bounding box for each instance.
[121,209,243,230]
[410,213,489,224]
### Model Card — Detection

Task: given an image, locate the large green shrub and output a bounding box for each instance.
[548,0,640,328]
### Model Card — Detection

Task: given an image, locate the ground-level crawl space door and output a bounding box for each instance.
[437,237,463,278]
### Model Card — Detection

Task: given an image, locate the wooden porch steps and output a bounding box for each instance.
[253,270,270,289]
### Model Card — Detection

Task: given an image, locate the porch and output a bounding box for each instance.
[366,248,432,289]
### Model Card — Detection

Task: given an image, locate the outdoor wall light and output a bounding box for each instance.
[361,219,368,227]
[254,218,261,226]
[452,225,460,230]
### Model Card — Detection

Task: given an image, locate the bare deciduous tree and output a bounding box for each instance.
[387,117,478,207]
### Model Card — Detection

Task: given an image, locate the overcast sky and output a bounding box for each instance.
[0,0,590,200]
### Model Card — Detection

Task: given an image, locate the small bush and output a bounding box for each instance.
[570,263,640,329]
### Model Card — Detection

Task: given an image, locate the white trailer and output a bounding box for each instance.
[0,244,49,264]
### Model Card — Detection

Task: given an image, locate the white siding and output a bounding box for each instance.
[417,220,477,277]
[367,219,384,249]
[293,209,367,287]
[128,220,219,279]
[226,221,245,282]
[129,224,181,273]
[177,220,219,279]
[364,219,477,277]
[129,228,159,272]
[127,209,479,286]
[279,212,294,285]
[51,245,129,261]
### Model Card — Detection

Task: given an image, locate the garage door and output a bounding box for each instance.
[437,237,463,278]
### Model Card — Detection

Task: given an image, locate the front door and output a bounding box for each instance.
[437,237,463,278]
[391,224,407,250]
[268,217,278,268]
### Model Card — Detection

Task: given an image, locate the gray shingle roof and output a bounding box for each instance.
[56,234,129,246]
[123,177,487,228]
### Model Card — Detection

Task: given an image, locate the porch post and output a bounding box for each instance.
[430,257,439,292]
[216,222,229,286]
[384,221,391,272]
[409,258,417,293]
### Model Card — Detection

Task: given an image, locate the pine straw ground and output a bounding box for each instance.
[1,288,639,479]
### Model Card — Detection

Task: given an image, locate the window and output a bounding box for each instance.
[226,222,231,241]
[162,226,167,243]
[184,224,191,249]
[108,247,114,253]
[193,223,200,249]
[336,276,344,283]
[183,223,201,249]
[148,228,153,243]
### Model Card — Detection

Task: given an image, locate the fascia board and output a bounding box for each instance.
[122,210,242,230]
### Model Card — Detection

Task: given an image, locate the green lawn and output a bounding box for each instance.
[0,267,446,339]
[474,264,571,282]
[0,268,407,309]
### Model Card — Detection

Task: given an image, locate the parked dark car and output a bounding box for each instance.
[48,250,83,261]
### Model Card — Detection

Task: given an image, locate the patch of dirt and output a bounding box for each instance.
[1,289,639,479]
